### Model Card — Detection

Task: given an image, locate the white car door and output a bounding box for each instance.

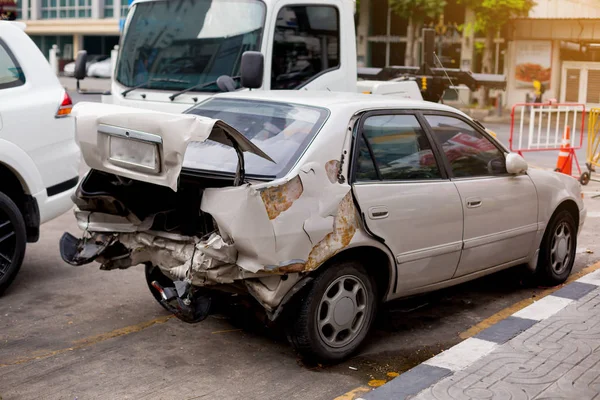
[423,113,538,277]
[351,112,464,293]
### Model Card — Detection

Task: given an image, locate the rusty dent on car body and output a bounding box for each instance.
[305,191,359,270]
[325,159,341,184]
[260,175,304,220]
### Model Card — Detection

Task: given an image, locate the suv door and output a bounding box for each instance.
[423,113,538,277]
[351,112,464,293]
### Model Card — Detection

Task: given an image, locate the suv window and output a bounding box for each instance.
[0,42,25,89]
[271,5,340,89]
[424,115,506,178]
[356,114,442,181]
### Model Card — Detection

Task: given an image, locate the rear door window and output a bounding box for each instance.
[0,41,25,89]
[355,114,442,181]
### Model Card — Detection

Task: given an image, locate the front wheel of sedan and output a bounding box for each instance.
[286,261,377,363]
[536,210,577,286]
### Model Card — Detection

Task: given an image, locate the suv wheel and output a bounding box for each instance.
[287,261,377,362]
[0,191,27,295]
[536,210,577,286]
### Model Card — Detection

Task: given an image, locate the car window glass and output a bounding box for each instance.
[355,133,379,181]
[271,5,340,89]
[424,115,506,178]
[0,42,25,89]
[357,114,441,181]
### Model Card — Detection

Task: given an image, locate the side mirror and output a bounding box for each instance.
[506,153,528,175]
[74,50,88,81]
[240,51,264,89]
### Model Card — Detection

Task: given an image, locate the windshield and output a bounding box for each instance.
[183,98,329,178]
[116,0,265,92]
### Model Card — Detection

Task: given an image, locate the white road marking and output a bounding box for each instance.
[576,269,600,286]
[585,211,600,218]
[423,338,497,372]
[512,295,573,321]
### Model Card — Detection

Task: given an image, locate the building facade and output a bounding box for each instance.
[505,0,600,107]
[15,0,127,66]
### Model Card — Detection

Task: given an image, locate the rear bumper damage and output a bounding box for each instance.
[62,102,371,322]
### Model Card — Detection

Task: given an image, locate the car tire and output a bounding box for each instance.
[535,210,577,286]
[286,261,377,363]
[144,263,175,312]
[0,191,27,296]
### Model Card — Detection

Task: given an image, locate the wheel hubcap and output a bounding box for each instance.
[0,211,16,281]
[551,221,572,275]
[317,275,368,348]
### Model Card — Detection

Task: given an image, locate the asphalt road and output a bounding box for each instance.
[1,92,600,400]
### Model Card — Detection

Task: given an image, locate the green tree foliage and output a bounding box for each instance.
[389,0,447,66]
[463,0,535,34]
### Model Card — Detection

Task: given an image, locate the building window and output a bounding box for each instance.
[120,0,128,17]
[104,0,113,17]
[41,0,91,18]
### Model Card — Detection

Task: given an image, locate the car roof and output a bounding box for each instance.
[214,90,468,116]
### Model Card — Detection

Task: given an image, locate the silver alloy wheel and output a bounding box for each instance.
[316,275,368,348]
[551,221,572,275]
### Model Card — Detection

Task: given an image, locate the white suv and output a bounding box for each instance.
[0,22,79,294]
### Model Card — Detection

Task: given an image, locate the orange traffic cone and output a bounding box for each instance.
[555,126,573,175]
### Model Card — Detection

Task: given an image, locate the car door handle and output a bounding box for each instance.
[368,206,389,219]
[466,198,482,208]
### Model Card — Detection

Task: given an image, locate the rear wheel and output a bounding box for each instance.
[536,210,577,286]
[0,192,27,295]
[286,261,377,362]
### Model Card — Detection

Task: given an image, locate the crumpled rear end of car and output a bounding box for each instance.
[61,102,365,322]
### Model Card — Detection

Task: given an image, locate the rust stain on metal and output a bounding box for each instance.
[260,176,303,220]
[304,191,359,271]
[325,160,340,184]
[277,262,306,273]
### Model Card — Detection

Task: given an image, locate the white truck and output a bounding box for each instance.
[73,0,505,111]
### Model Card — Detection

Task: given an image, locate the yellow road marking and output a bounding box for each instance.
[211,328,243,334]
[333,386,371,400]
[0,315,172,368]
[367,379,386,387]
[460,261,600,339]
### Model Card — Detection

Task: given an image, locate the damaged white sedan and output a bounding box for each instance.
[61,92,586,362]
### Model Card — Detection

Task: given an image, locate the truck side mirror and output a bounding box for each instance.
[74,50,88,81]
[240,51,264,89]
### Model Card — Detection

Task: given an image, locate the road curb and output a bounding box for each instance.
[358,266,600,400]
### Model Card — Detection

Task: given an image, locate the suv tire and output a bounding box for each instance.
[0,191,27,295]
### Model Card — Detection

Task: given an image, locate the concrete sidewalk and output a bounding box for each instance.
[361,268,600,400]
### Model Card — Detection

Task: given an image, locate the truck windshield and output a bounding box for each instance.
[183,98,329,178]
[116,0,266,92]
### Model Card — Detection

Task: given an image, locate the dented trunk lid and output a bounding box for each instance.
[73,102,274,191]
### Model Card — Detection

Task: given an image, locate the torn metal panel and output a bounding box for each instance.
[260,175,303,220]
[305,191,359,271]
[72,102,272,191]
[75,210,154,233]
[245,274,301,310]
[201,184,278,273]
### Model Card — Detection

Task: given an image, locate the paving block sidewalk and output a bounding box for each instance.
[361,269,600,400]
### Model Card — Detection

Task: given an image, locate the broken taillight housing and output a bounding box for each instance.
[56,91,73,117]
